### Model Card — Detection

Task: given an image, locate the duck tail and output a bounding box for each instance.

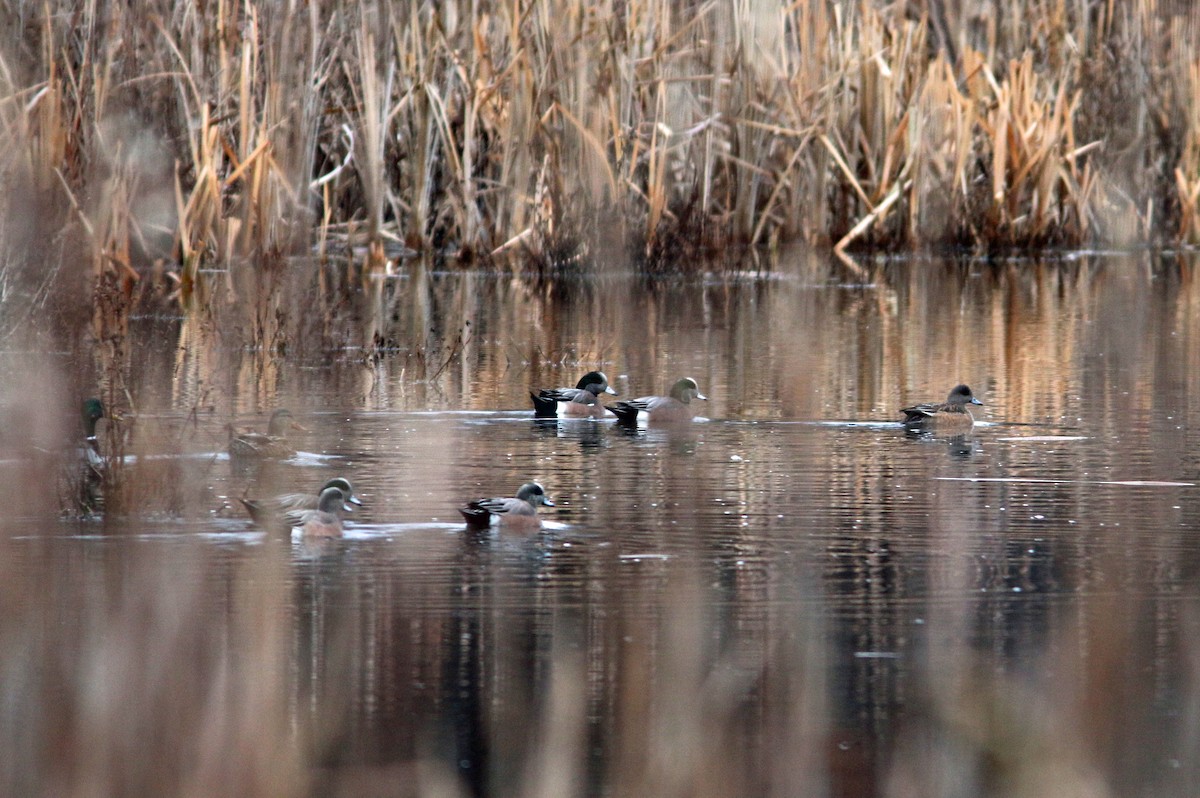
[610,402,640,424]
[530,391,559,418]
[459,502,493,528]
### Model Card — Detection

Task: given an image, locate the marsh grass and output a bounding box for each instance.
[0,0,1198,303]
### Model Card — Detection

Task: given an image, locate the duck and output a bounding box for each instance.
[530,370,618,418]
[295,486,354,538]
[79,398,107,513]
[228,408,305,459]
[240,477,363,531]
[611,377,707,424]
[900,384,983,431]
[459,481,554,530]
[81,398,106,469]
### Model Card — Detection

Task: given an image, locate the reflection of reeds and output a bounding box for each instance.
[0,536,307,795]
[4,255,1200,793]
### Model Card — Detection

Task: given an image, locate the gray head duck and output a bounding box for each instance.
[241,476,363,531]
[296,486,355,538]
[611,377,707,424]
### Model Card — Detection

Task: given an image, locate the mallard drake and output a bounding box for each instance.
[228,408,305,459]
[81,398,106,469]
[611,377,707,424]
[240,477,363,531]
[79,398,107,513]
[530,370,618,418]
[459,481,554,529]
[900,384,983,430]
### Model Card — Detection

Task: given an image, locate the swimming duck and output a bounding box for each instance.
[295,486,354,538]
[240,477,363,531]
[79,398,107,513]
[531,370,618,418]
[900,384,983,430]
[81,398,106,468]
[611,377,707,424]
[228,408,305,459]
[459,481,554,529]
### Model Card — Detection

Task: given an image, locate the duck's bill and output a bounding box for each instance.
[348,496,364,507]
[604,387,618,395]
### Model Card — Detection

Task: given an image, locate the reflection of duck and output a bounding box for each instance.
[459,481,554,530]
[228,409,305,459]
[532,417,607,452]
[80,398,107,513]
[900,384,982,431]
[296,486,353,538]
[611,377,706,424]
[240,477,363,531]
[530,370,618,418]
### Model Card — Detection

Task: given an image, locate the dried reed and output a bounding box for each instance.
[0,0,1197,293]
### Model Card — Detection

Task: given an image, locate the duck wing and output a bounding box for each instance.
[900,401,944,423]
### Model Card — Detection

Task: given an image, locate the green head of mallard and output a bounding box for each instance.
[81,398,106,438]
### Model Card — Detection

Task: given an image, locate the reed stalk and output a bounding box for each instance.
[0,1,1198,291]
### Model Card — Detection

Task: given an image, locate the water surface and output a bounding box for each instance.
[4,252,1200,796]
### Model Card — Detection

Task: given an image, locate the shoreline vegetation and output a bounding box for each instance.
[2,1,1200,294]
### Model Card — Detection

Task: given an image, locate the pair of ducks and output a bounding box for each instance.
[227,373,710,467]
[228,407,556,536]
[531,372,707,423]
[239,477,552,537]
[240,477,364,538]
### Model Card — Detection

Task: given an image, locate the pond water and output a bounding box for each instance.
[5,251,1200,796]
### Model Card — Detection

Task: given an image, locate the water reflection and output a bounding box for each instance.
[4,252,1200,794]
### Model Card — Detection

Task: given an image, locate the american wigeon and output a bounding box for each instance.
[611,377,707,424]
[79,398,107,513]
[531,370,618,418]
[900,384,983,430]
[241,477,363,531]
[296,486,353,538]
[459,481,554,529]
[228,408,306,459]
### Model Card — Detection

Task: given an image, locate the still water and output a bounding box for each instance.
[5,252,1200,796]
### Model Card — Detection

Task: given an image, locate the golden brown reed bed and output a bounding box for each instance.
[1,0,1200,298]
